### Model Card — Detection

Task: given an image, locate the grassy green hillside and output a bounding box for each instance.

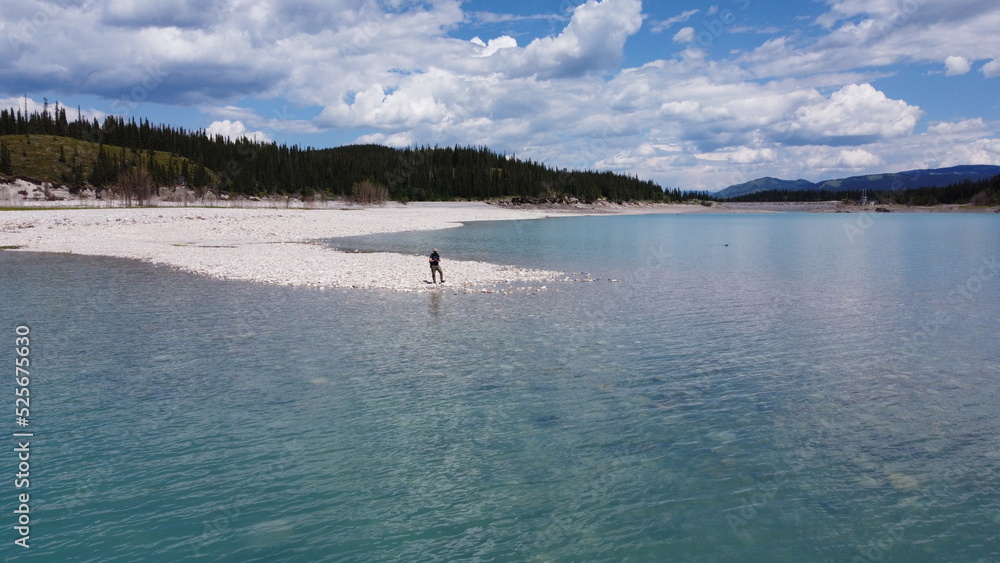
[0,134,214,187]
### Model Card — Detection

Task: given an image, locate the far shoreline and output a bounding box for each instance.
[3,194,997,214]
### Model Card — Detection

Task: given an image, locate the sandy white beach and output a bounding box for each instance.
[0,201,721,291]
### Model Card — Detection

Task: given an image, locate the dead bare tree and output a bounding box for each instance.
[350,180,390,206]
[116,165,155,207]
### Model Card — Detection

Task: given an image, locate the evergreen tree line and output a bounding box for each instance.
[83,144,210,189]
[721,175,1000,206]
[0,106,670,202]
[0,140,12,175]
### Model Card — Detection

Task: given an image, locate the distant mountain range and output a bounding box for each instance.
[716,165,1000,198]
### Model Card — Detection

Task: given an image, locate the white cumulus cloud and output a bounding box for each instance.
[927,118,989,138]
[945,56,971,76]
[471,35,517,57]
[834,148,882,168]
[206,120,272,143]
[728,146,777,164]
[500,0,643,79]
[780,84,921,143]
[673,27,696,43]
[983,59,1000,78]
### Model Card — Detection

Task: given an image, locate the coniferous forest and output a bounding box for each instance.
[0,105,676,202]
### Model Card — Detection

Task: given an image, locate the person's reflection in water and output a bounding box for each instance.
[429,289,442,321]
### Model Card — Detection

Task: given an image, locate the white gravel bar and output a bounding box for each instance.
[0,202,579,291]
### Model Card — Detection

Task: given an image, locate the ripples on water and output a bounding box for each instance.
[2,213,999,561]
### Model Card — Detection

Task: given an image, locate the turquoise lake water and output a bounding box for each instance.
[2,212,999,561]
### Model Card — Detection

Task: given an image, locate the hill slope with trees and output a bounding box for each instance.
[721,173,1000,206]
[1,105,675,203]
[717,165,1000,199]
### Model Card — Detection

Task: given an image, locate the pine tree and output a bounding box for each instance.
[0,141,13,175]
[89,145,119,187]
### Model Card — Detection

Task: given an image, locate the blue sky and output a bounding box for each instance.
[2,0,999,191]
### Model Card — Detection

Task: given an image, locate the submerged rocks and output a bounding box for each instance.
[885,471,920,491]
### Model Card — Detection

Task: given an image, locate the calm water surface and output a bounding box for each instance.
[2,212,999,561]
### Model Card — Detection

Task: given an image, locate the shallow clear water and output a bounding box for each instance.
[3,212,999,561]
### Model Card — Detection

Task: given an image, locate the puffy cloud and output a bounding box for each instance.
[315,65,469,131]
[680,47,708,60]
[983,59,1000,78]
[202,105,262,122]
[497,0,643,79]
[660,100,703,119]
[471,35,517,57]
[945,56,971,76]
[673,27,696,43]
[0,0,465,104]
[206,120,272,143]
[778,84,921,144]
[0,96,46,114]
[801,147,881,171]
[745,0,1000,79]
[833,148,882,168]
[949,138,1000,165]
[915,120,1000,167]
[355,131,415,148]
[927,118,990,138]
[306,0,644,139]
[201,105,322,135]
[728,147,777,164]
[0,96,105,121]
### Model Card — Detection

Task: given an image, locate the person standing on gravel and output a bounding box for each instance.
[429,248,444,284]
